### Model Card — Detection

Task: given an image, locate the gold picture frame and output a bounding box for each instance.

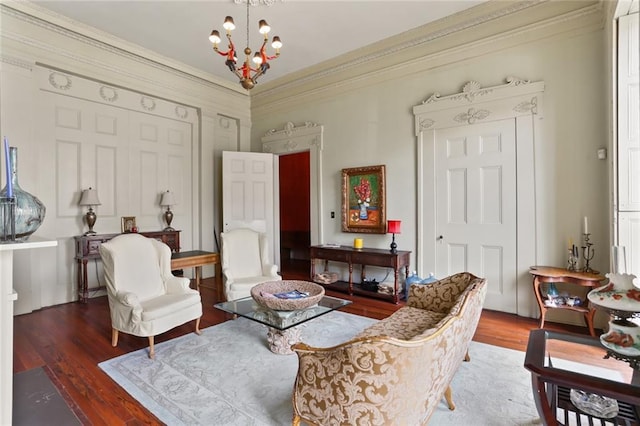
[121,216,137,233]
[341,165,386,234]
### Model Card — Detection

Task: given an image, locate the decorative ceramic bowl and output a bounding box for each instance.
[600,318,640,356]
[251,280,325,311]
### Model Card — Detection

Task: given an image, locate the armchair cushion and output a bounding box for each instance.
[221,228,281,301]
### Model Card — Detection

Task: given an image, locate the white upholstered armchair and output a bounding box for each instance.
[99,233,202,358]
[220,228,281,301]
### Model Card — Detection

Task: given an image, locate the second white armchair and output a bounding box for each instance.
[221,228,281,301]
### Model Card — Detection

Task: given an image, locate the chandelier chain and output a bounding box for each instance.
[246,1,250,49]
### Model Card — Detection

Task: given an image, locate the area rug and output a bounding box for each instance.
[99,311,545,425]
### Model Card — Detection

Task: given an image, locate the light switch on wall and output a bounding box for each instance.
[597,148,607,160]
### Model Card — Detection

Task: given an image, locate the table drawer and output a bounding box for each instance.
[312,248,350,262]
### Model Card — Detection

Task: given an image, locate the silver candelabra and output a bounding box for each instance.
[581,233,595,273]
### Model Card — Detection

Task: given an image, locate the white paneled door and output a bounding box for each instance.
[435,119,517,312]
[222,151,276,263]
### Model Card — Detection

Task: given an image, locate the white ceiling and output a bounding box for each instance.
[32,0,487,86]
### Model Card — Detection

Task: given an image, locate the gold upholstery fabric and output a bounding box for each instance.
[291,272,487,426]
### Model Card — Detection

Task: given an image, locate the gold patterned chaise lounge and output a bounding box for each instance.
[291,272,487,425]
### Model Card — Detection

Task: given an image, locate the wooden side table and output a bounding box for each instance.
[529,266,606,337]
[524,329,640,425]
[170,250,219,291]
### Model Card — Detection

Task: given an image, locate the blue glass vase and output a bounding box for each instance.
[0,147,46,241]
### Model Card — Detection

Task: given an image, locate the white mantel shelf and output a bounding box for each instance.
[1,236,58,425]
[0,236,58,251]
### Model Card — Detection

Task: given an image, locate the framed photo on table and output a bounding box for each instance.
[341,165,386,234]
[121,216,137,233]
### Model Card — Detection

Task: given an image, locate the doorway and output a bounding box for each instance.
[414,77,543,316]
[279,151,311,279]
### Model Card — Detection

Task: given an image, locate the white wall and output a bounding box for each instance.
[0,2,251,312]
[250,2,610,323]
[0,0,614,327]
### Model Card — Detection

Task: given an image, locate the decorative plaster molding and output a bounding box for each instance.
[263,121,319,138]
[413,76,544,136]
[140,96,156,111]
[252,2,601,103]
[419,118,435,131]
[48,71,72,90]
[514,96,538,114]
[235,0,280,5]
[423,76,530,104]
[257,2,541,98]
[283,140,298,151]
[218,117,231,129]
[0,4,243,96]
[99,85,118,102]
[175,106,188,119]
[453,108,491,124]
[0,55,34,71]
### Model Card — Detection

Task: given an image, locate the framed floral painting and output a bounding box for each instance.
[341,165,386,234]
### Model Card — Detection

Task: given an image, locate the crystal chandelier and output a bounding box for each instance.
[208,1,282,90]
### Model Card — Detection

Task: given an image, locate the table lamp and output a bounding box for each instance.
[79,187,101,235]
[160,190,176,231]
[387,220,401,253]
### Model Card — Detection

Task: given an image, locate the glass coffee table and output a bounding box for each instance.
[524,329,640,425]
[214,295,351,354]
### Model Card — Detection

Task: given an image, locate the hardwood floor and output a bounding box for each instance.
[12,271,621,425]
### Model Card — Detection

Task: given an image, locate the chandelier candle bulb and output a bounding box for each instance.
[583,216,589,234]
[208,2,282,90]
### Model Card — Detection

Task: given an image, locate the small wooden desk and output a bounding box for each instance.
[171,250,219,291]
[529,266,606,337]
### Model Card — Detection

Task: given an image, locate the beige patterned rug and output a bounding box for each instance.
[100,311,545,425]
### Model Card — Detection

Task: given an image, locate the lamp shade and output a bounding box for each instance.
[160,191,176,207]
[387,220,401,234]
[79,188,101,206]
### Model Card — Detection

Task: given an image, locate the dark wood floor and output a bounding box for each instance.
[12,267,623,425]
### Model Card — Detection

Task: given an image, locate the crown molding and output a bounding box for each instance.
[251,0,603,112]
[0,2,245,96]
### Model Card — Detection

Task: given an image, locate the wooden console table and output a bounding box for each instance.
[74,230,181,303]
[529,266,606,337]
[310,245,411,304]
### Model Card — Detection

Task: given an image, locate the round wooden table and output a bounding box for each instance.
[529,266,606,336]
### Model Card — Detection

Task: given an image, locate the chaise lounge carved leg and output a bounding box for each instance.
[195,317,202,335]
[292,414,301,426]
[111,328,119,347]
[464,350,470,362]
[148,336,155,359]
[444,386,456,410]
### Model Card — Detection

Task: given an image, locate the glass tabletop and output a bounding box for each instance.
[524,329,640,424]
[214,295,352,331]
